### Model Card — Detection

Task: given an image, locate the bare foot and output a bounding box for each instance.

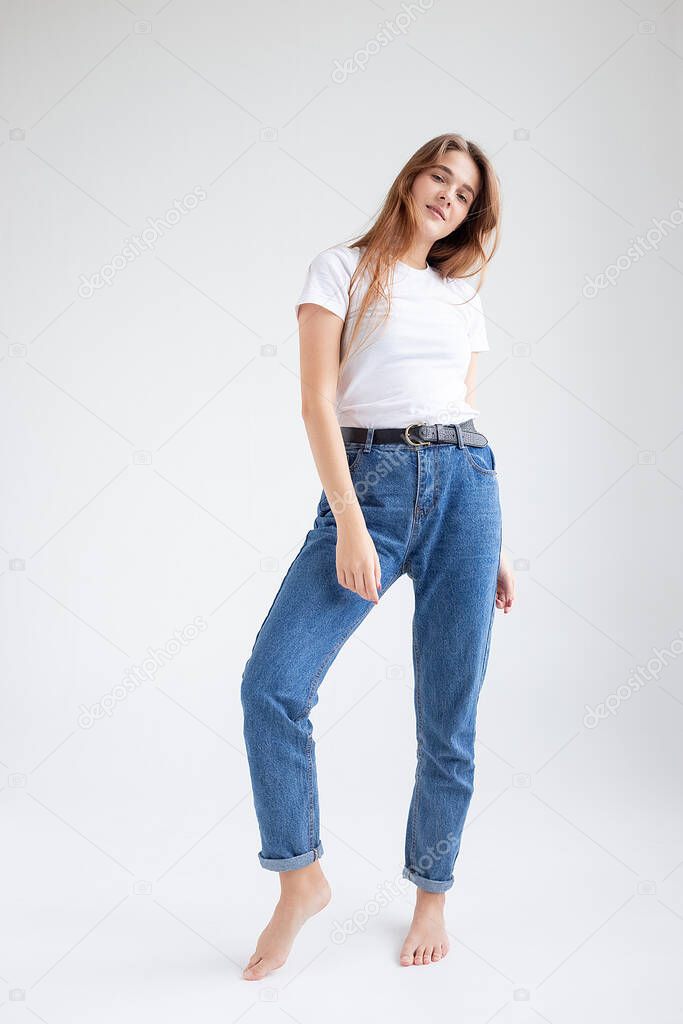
[242,861,332,980]
[399,889,449,966]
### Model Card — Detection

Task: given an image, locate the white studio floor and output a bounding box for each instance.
[3,569,683,1023]
[2,769,682,1024]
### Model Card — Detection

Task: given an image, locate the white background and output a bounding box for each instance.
[1,0,683,1019]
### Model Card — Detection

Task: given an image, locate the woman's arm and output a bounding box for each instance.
[298,302,382,603]
[464,351,479,409]
[463,352,515,613]
[298,302,364,530]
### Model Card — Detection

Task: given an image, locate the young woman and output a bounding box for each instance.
[240,133,515,979]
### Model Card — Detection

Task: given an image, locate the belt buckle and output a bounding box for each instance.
[402,422,431,447]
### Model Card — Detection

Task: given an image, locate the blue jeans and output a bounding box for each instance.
[240,428,502,893]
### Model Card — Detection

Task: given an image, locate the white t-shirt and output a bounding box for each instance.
[294,243,489,429]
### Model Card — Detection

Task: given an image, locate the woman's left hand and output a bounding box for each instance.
[496,550,515,614]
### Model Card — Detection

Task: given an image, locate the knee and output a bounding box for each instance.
[240,656,262,716]
[240,657,289,729]
[433,742,475,785]
[241,667,311,751]
[241,671,269,748]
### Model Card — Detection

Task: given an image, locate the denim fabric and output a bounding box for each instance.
[240,430,502,893]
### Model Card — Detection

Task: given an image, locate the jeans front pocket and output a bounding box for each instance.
[345,443,364,474]
[463,443,497,477]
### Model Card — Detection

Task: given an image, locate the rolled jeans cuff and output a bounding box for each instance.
[402,866,454,893]
[258,840,324,872]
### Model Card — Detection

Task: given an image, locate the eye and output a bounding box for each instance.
[457,193,468,203]
[431,174,445,183]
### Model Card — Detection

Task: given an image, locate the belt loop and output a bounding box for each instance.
[363,426,374,453]
[454,422,464,449]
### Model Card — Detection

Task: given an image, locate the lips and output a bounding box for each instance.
[427,204,445,221]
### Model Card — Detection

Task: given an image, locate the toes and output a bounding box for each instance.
[243,956,275,981]
[243,960,266,981]
[401,938,446,967]
[440,942,449,957]
[400,943,415,966]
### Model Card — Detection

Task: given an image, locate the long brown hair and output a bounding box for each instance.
[338,133,501,376]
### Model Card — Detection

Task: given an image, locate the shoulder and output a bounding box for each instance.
[295,243,363,321]
[308,242,361,276]
[443,274,481,303]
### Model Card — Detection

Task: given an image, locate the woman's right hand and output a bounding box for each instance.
[335,522,382,604]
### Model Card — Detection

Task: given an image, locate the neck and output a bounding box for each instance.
[398,238,433,270]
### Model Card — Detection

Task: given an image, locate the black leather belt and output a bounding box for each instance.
[340,419,488,448]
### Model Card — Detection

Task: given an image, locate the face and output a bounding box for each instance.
[411,149,481,238]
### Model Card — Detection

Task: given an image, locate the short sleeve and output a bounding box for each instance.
[467,287,489,352]
[294,248,351,322]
